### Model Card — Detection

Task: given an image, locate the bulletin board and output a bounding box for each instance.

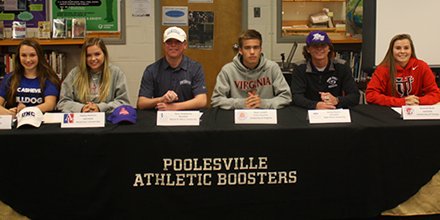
[51,0,126,44]
[0,0,47,28]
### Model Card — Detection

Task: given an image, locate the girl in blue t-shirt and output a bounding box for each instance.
[0,39,60,115]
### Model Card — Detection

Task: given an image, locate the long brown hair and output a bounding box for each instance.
[379,34,417,96]
[6,39,60,107]
[74,37,111,103]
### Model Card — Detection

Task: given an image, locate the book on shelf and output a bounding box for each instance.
[52,18,67,38]
[12,21,26,39]
[57,53,67,80]
[3,53,16,74]
[0,21,4,39]
[336,51,362,82]
[0,61,5,78]
[293,24,309,28]
[310,12,329,25]
[45,50,66,80]
[38,21,51,39]
[335,23,346,32]
[71,18,86,38]
[309,23,328,29]
[66,18,72,38]
[3,28,12,39]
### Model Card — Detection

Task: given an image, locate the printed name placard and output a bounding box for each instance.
[157,111,201,126]
[43,112,64,123]
[61,112,105,128]
[0,115,12,130]
[391,107,402,115]
[402,105,440,120]
[234,109,277,124]
[308,109,351,124]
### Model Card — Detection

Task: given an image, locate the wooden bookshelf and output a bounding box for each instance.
[0,38,87,78]
[283,0,345,2]
[330,35,362,44]
[281,0,350,39]
[0,39,85,46]
[0,32,119,46]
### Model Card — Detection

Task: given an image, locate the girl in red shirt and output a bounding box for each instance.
[366,34,440,106]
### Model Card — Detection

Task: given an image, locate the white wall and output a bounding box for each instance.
[375,0,440,67]
[105,1,156,106]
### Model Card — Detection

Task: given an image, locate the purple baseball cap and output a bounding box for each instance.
[107,105,137,124]
[306,31,332,46]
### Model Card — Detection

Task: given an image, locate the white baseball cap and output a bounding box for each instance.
[16,107,44,128]
[163,26,187,43]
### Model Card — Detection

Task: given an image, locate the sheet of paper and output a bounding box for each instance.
[43,112,64,123]
[61,113,105,128]
[391,107,402,115]
[234,109,277,124]
[157,111,201,126]
[402,105,440,120]
[0,115,12,130]
[308,109,351,124]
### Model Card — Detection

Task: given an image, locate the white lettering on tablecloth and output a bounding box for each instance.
[133,156,297,187]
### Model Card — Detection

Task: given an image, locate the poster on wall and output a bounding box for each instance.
[52,0,119,32]
[132,0,151,17]
[0,0,47,28]
[162,6,188,26]
[188,11,214,49]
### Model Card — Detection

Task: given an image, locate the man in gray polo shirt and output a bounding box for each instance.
[137,26,207,110]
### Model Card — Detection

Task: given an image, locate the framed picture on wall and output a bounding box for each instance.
[51,0,126,44]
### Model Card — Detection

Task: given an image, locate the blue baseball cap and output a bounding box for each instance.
[107,105,137,124]
[306,31,332,46]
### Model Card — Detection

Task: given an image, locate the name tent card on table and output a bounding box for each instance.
[234,109,277,124]
[43,112,64,123]
[308,109,351,124]
[0,115,12,130]
[156,111,201,126]
[402,105,440,120]
[61,112,105,128]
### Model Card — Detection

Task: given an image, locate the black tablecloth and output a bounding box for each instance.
[0,105,439,219]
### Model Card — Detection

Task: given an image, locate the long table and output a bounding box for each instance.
[0,105,439,219]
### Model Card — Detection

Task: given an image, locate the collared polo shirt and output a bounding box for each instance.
[138,55,207,102]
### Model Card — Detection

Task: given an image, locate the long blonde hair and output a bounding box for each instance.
[379,34,417,96]
[74,38,111,102]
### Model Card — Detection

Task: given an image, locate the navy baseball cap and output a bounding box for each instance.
[306,31,332,46]
[107,105,137,124]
